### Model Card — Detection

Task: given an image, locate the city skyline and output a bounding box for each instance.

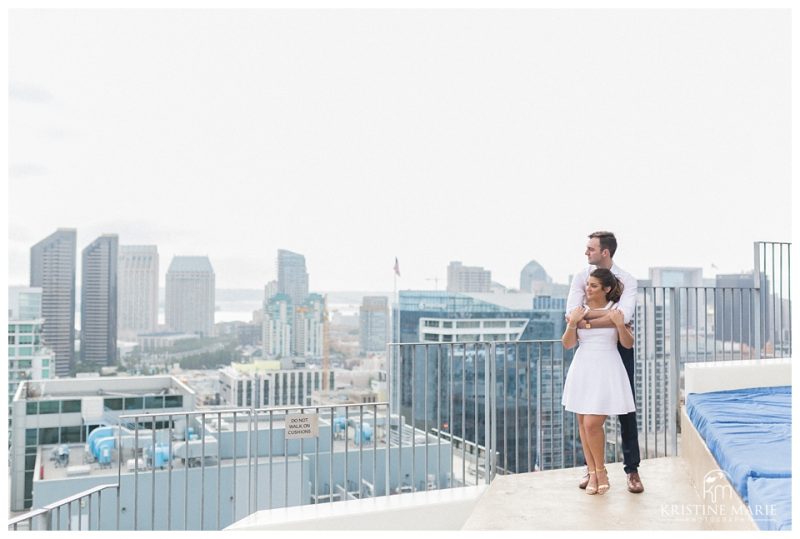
[8,10,790,291]
[9,233,777,300]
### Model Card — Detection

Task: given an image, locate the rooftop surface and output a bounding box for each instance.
[16,376,193,401]
[462,457,734,530]
[167,256,214,274]
[227,457,748,531]
[35,412,432,482]
[36,443,304,481]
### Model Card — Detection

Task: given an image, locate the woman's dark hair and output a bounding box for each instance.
[590,268,623,303]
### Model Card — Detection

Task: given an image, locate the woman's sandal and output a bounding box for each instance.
[585,470,598,495]
[596,467,610,495]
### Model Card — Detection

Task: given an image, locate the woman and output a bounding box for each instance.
[561,268,635,495]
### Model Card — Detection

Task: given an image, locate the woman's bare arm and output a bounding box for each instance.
[577,310,614,328]
[609,310,634,348]
[562,307,586,349]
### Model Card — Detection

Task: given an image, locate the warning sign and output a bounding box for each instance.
[285,413,319,439]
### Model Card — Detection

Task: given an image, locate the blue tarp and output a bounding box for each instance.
[747,477,792,531]
[686,386,792,531]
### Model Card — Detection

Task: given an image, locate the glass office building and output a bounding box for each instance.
[391,291,575,473]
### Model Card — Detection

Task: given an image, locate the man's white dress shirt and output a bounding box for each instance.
[565,262,637,325]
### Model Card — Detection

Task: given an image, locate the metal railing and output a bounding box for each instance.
[8,483,118,531]
[11,242,789,530]
[10,399,461,530]
[389,341,498,485]
[389,241,791,477]
[111,402,417,530]
[390,340,572,478]
[754,241,792,358]
[10,405,469,530]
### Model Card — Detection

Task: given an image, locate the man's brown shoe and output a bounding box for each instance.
[579,470,590,489]
[627,472,644,493]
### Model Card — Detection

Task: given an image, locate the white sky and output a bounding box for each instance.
[7,8,791,291]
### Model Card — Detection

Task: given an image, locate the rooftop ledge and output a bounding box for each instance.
[226,483,488,531]
[226,456,756,531]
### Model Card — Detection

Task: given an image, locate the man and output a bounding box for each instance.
[565,231,644,494]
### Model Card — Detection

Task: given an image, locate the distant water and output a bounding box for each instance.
[156,300,361,325]
[216,311,260,323]
[83,290,390,327]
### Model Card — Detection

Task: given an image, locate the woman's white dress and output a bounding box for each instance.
[561,308,636,415]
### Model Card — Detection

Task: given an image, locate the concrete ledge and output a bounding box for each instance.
[684,358,791,395]
[680,407,758,531]
[225,485,488,530]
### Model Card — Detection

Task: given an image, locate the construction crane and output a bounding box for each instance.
[425,277,441,291]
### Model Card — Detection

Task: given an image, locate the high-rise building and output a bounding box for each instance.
[117,245,159,339]
[649,266,704,330]
[294,293,325,358]
[8,285,43,320]
[30,228,77,376]
[219,360,337,408]
[526,294,576,470]
[529,295,567,339]
[165,256,215,337]
[633,293,663,441]
[7,287,56,403]
[520,260,571,296]
[648,267,703,288]
[277,250,309,306]
[80,235,119,366]
[263,293,293,358]
[446,261,491,293]
[359,296,389,354]
[394,290,558,473]
[264,280,278,302]
[9,376,195,511]
[12,376,423,529]
[519,260,552,293]
[262,290,323,359]
[715,272,767,350]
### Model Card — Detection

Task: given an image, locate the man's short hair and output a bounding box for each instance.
[588,231,617,258]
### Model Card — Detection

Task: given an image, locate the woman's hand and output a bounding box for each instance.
[567,306,588,326]
[611,310,634,348]
[608,309,625,328]
[562,307,586,349]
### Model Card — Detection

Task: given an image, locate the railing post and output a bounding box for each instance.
[491,343,497,480]
[483,343,492,484]
[753,242,763,359]
[116,423,122,531]
[669,287,681,456]
[536,348,542,471]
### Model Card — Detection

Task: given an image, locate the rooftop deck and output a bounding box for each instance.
[463,457,714,530]
[227,456,757,530]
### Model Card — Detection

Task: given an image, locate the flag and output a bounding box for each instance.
[394,257,401,277]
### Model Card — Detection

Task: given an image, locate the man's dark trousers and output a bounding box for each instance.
[617,342,640,474]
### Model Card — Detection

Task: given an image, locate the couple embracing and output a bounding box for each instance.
[561,231,644,496]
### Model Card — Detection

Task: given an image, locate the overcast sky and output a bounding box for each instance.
[8,9,791,291]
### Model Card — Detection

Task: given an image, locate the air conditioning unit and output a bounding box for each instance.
[126,458,146,472]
